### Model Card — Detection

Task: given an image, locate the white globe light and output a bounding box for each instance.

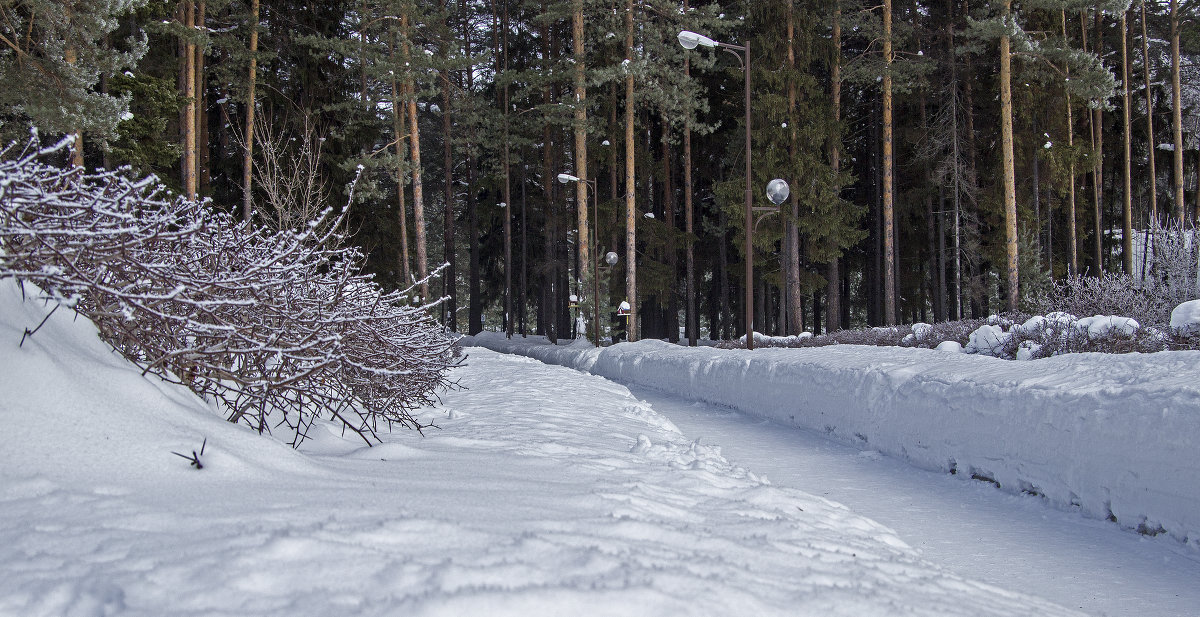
[766,178,790,205]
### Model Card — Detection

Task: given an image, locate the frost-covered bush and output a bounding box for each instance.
[0,138,460,446]
[728,318,995,350]
[1032,223,1199,330]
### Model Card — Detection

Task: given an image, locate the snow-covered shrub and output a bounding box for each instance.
[1172,300,1200,336]
[1015,340,1041,360]
[0,138,460,446]
[964,324,1011,357]
[935,340,963,352]
[1032,223,1198,329]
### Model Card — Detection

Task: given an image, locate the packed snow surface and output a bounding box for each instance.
[0,279,1083,616]
[467,331,1200,547]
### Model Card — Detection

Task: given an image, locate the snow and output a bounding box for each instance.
[0,278,1087,616]
[1171,299,1200,334]
[467,332,1200,548]
[629,386,1200,617]
[1073,314,1140,339]
[964,323,1010,355]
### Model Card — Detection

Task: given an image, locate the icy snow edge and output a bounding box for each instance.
[466,332,1200,548]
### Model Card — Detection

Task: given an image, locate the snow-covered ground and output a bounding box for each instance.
[466,332,1200,548]
[0,279,1086,616]
[629,385,1200,617]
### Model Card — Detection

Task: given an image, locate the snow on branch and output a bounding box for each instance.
[0,138,461,447]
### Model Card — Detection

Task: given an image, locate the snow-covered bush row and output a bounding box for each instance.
[948,307,1200,360]
[466,332,1200,547]
[0,138,460,446]
[732,305,1200,358]
[1033,224,1199,327]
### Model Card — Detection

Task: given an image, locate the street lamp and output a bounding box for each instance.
[678,29,759,349]
[557,172,607,346]
[498,201,513,338]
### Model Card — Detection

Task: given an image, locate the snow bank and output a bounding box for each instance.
[0,279,1083,616]
[1172,299,1200,335]
[468,332,1200,546]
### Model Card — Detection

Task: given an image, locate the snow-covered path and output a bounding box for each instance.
[627,385,1200,617]
[0,272,1088,617]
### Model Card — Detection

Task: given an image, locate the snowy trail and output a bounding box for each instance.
[0,271,1089,617]
[626,384,1200,617]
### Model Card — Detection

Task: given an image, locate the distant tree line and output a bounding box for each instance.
[3,0,1198,342]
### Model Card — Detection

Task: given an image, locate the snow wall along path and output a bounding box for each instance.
[465,333,1200,548]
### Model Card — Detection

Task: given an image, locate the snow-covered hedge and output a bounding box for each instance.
[0,138,460,446]
[466,332,1200,548]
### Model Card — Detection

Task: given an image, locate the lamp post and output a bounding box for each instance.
[678,29,758,349]
[558,172,606,346]
[498,201,512,338]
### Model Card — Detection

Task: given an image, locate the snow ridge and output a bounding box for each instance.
[468,332,1200,547]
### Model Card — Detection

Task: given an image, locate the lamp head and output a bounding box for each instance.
[605,252,619,266]
[766,178,790,205]
[678,30,717,50]
[557,173,579,184]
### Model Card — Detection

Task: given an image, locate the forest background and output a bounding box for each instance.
[3,0,1198,345]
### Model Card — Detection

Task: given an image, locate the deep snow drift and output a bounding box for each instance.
[0,279,1084,616]
[467,331,1200,547]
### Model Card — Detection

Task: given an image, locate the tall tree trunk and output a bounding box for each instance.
[827,0,842,332]
[181,0,197,200]
[1170,0,1185,223]
[196,0,208,195]
[662,119,679,342]
[501,2,513,338]
[922,90,940,320]
[1122,11,1134,274]
[390,38,411,287]
[440,3,457,329]
[465,10,482,336]
[63,4,81,165]
[467,153,481,334]
[1063,9,1079,276]
[242,0,259,222]
[1000,0,1018,312]
[1088,11,1104,274]
[402,11,429,301]
[520,145,529,336]
[1141,0,1159,226]
[684,0,697,345]
[396,87,415,285]
[718,195,731,339]
[65,43,83,167]
[571,0,591,328]
[541,5,558,342]
[1033,113,1042,274]
[938,183,948,320]
[442,74,456,328]
[785,0,803,335]
[868,101,882,324]
[882,0,897,324]
[624,0,637,341]
[947,0,962,318]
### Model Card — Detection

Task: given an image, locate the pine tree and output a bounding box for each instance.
[0,0,146,153]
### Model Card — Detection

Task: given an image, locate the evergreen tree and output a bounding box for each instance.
[0,0,147,153]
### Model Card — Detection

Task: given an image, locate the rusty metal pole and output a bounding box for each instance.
[591,180,601,346]
[679,31,753,348]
